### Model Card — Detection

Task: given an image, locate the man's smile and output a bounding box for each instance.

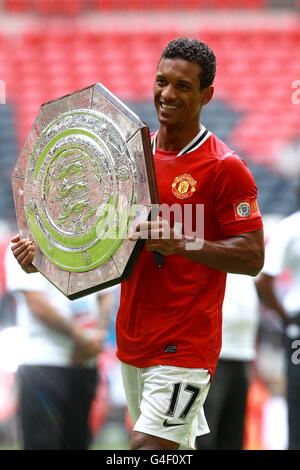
[160,102,180,111]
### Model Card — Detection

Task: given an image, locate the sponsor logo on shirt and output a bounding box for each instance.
[234,198,260,220]
[172,174,197,200]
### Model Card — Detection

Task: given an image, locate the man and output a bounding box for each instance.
[12,37,264,450]
[196,273,260,450]
[256,205,300,450]
[4,244,114,450]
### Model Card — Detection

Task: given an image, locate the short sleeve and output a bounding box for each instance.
[4,245,48,293]
[262,220,291,277]
[214,155,263,237]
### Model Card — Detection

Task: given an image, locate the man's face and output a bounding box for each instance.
[154,58,210,130]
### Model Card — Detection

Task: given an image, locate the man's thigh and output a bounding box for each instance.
[121,363,210,450]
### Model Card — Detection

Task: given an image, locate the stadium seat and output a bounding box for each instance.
[33,0,84,15]
[5,0,29,12]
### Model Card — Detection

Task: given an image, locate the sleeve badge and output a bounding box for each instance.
[234,198,261,220]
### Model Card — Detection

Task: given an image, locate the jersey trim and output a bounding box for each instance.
[151,126,212,157]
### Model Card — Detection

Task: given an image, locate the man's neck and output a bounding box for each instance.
[157,124,202,152]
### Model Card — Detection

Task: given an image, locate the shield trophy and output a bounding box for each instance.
[11,83,159,300]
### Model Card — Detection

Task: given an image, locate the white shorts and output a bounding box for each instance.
[121,362,211,450]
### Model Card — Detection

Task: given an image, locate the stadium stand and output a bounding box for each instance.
[1,28,298,167]
[3,0,299,13]
[0,11,299,218]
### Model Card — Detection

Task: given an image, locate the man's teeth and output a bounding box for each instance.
[161,104,178,110]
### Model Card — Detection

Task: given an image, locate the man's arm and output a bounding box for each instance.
[97,290,115,331]
[72,292,115,364]
[23,290,88,342]
[23,290,104,362]
[255,273,288,324]
[130,220,264,277]
[178,230,264,277]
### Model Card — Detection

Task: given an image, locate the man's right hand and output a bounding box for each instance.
[11,234,38,273]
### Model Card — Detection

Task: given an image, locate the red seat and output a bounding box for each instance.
[5,0,29,12]
[33,0,83,15]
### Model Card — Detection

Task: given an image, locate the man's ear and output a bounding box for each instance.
[201,86,214,106]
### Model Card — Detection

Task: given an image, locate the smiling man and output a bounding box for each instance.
[153,55,213,149]
[11,37,264,451]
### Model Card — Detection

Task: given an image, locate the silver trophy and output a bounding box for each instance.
[12,84,158,299]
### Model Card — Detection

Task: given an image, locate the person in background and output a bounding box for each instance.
[4,244,114,450]
[256,200,300,450]
[196,273,260,450]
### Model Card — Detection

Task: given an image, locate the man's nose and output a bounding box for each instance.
[161,84,176,101]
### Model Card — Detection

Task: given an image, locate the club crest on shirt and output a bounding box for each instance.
[172,174,197,199]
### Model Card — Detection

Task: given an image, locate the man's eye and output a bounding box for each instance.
[156,78,166,85]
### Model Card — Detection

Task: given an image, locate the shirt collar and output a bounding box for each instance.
[151,126,212,157]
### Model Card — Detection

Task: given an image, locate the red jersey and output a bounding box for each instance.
[116,128,263,376]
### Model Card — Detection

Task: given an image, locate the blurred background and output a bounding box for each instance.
[0,0,299,450]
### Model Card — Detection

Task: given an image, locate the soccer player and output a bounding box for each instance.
[11,37,264,450]
[196,273,260,450]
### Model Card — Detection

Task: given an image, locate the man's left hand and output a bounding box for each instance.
[129,218,184,256]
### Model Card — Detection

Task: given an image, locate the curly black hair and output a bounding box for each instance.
[160,37,216,91]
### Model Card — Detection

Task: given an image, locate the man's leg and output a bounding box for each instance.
[196,360,230,450]
[17,365,65,450]
[131,431,178,450]
[62,367,98,450]
[122,363,210,450]
[218,361,250,450]
[120,363,174,449]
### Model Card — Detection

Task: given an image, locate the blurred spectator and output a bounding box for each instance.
[256,192,300,450]
[3,244,114,450]
[196,273,259,450]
